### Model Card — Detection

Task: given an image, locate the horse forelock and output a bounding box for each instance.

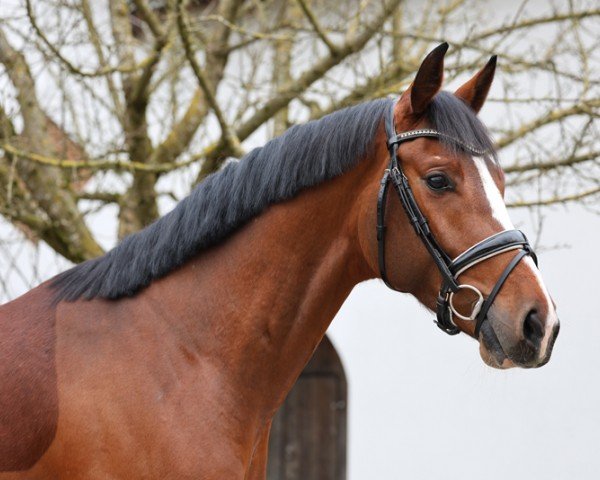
[425,91,498,163]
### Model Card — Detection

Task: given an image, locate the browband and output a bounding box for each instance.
[388,129,488,157]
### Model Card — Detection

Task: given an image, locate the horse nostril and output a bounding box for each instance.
[523,309,544,347]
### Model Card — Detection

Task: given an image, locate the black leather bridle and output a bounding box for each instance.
[377,103,537,336]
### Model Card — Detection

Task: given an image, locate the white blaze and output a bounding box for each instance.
[473,157,559,356]
[473,157,514,230]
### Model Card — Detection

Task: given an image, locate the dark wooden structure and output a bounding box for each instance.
[267,335,347,480]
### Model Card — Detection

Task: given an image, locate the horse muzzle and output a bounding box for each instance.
[478,310,560,369]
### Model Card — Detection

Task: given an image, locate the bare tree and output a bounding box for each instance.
[0,0,598,300]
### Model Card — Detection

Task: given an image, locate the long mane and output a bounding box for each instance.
[52,92,496,302]
[52,98,392,301]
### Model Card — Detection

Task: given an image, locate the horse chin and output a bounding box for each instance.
[479,342,515,369]
[477,321,515,369]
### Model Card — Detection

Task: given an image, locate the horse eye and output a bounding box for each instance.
[425,173,452,191]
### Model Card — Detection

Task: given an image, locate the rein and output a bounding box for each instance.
[377,103,537,336]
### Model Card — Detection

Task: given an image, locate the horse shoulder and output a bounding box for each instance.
[0,283,58,472]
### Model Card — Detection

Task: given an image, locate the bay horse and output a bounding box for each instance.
[0,43,559,479]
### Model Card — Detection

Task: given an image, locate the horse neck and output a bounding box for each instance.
[141,151,382,416]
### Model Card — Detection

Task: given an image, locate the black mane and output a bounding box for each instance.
[52,98,392,301]
[52,92,495,301]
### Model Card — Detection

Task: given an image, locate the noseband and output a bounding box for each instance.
[377,103,537,336]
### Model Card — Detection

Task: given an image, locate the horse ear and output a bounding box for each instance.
[402,42,448,115]
[454,55,497,113]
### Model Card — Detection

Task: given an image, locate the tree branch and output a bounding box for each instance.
[149,0,244,166]
[177,0,243,157]
[25,0,152,78]
[295,0,339,56]
[508,187,600,208]
[0,141,219,173]
[236,0,402,142]
[0,27,102,261]
[472,8,600,42]
[497,99,600,150]
[80,0,124,117]
[504,151,599,174]
[132,0,166,38]
[194,0,403,182]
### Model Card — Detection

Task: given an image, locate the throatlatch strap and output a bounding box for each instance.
[387,166,458,291]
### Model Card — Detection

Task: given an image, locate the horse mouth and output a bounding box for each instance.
[477,318,560,369]
[478,321,513,369]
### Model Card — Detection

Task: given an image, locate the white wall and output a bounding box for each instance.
[329,205,600,479]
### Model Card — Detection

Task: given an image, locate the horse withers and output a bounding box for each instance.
[0,44,559,478]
